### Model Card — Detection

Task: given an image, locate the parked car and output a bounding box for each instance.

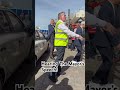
[35,30,49,62]
[0,9,34,89]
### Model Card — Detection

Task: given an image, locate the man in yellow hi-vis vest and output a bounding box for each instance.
[49,12,84,82]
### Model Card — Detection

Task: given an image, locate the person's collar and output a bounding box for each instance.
[59,19,64,23]
[50,24,53,26]
[59,19,66,25]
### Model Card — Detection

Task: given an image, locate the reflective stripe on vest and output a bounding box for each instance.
[54,20,68,46]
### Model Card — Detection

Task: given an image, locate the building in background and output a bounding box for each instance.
[70,10,85,23]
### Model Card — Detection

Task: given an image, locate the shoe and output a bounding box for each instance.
[91,77,101,84]
[50,56,55,60]
[49,72,57,82]
[100,80,109,85]
[88,80,112,88]
[56,72,61,76]
[48,75,57,83]
[56,66,61,76]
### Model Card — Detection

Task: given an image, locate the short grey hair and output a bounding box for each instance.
[58,12,65,19]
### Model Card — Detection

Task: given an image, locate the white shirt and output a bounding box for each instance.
[86,12,107,27]
[58,20,80,38]
[74,28,77,33]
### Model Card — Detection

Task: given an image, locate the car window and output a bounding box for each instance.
[39,32,45,40]
[0,11,10,33]
[6,11,24,32]
[35,31,40,40]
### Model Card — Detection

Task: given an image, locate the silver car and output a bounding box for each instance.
[0,10,34,89]
[35,30,49,63]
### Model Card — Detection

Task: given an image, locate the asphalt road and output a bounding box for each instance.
[35,48,85,90]
[3,48,86,90]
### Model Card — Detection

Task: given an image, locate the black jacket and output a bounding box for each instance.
[48,24,55,42]
[74,27,83,46]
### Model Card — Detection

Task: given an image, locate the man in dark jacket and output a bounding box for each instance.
[91,0,120,85]
[73,22,85,62]
[48,19,55,59]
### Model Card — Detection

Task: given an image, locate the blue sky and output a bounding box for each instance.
[35,0,85,30]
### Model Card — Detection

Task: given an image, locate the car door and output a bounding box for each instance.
[2,11,27,75]
[5,11,31,60]
[0,10,18,78]
[35,30,43,59]
[38,32,48,52]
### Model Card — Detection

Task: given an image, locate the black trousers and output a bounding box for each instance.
[70,40,75,50]
[49,40,54,57]
[50,46,66,77]
[92,46,113,83]
[74,45,82,62]
[55,46,66,63]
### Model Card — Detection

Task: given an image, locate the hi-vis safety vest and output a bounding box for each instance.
[54,20,68,46]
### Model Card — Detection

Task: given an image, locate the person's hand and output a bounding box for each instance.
[103,23,117,35]
[78,35,84,41]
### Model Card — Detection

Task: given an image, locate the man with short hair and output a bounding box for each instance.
[90,0,120,85]
[49,12,84,82]
[73,22,85,62]
[48,19,55,59]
